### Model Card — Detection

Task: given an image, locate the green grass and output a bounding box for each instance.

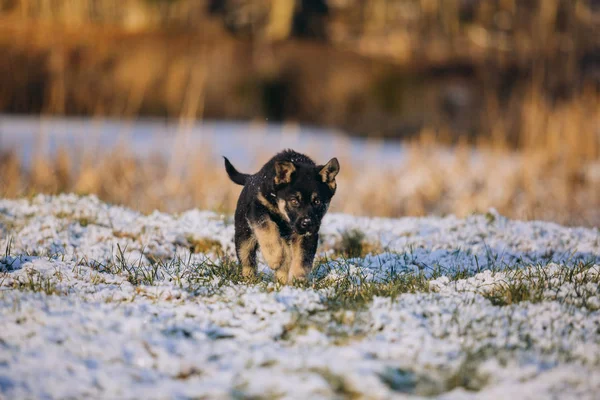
[76,241,600,313]
[4,214,599,317]
[5,268,63,295]
[4,236,13,258]
[480,262,600,310]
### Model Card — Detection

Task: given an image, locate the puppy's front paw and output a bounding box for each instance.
[242,266,256,279]
[288,268,310,284]
[275,268,289,284]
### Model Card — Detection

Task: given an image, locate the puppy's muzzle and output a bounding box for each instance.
[300,218,311,230]
[297,217,318,235]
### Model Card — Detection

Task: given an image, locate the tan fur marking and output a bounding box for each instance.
[274,161,295,185]
[252,219,292,282]
[275,268,289,285]
[288,235,311,282]
[319,158,340,189]
[257,192,278,214]
[238,236,257,277]
[277,199,290,222]
[257,192,290,222]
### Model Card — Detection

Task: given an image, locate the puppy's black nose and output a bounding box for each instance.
[300,218,311,229]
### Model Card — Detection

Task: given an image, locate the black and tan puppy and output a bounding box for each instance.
[224,150,339,284]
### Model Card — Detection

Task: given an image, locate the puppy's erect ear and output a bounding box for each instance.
[319,158,340,190]
[274,161,296,185]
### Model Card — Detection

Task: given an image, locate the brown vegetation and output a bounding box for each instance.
[0,1,598,226]
[1,89,598,226]
[0,0,598,139]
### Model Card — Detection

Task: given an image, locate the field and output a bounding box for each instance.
[1,194,599,399]
[0,1,599,398]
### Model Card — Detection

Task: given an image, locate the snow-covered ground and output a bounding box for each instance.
[1,194,599,399]
[0,115,402,169]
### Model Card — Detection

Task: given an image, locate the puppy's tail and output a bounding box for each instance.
[223,157,250,186]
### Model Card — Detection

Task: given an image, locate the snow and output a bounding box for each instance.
[0,115,403,169]
[1,194,600,399]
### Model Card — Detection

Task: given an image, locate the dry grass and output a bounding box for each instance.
[330,229,383,259]
[0,1,598,226]
[1,90,599,227]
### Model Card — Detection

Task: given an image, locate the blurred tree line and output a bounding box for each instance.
[0,0,598,141]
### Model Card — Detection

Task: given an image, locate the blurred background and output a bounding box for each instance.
[0,0,599,226]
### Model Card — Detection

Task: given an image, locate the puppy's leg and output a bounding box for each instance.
[237,240,258,278]
[235,226,258,278]
[289,233,318,283]
[252,219,291,284]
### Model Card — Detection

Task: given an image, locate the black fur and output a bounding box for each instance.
[224,149,339,283]
[223,157,250,186]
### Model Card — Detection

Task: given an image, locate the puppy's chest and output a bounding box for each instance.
[271,219,294,240]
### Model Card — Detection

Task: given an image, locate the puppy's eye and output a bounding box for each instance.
[289,199,300,207]
[313,198,321,206]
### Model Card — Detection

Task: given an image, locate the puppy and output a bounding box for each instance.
[224,150,339,283]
